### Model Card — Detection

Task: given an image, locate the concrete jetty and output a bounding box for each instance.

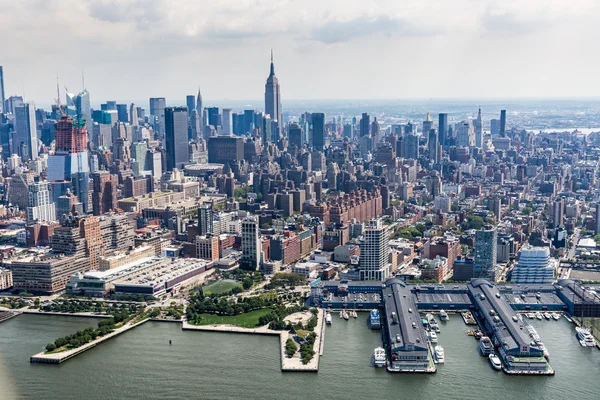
[22,310,112,319]
[0,309,21,323]
[30,318,149,364]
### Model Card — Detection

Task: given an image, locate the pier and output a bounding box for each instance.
[30,318,149,364]
[0,308,21,323]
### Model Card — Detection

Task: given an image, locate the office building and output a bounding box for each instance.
[129,103,138,126]
[553,198,564,229]
[474,108,483,148]
[512,247,555,284]
[116,103,128,122]
[222,108,233,135]
[14,102,38,160]
[196,234,219,262]
[473,226,498,281]
[0,65,4,114]
[149,97,166,135]
[312,112,325,151]
[456,120,475,147]
[358,219,390,281]
[438,113,448,147]
[196,88,203,124]
[186,95,196,117]
[207,135,244,164]
[428,129,438,163]
[403,133,419,160]
[165,106,189,171]
[500,109,506,136]
[241,216,261,270]
[66,89,92,129]
[264,50,282,137]
[490,119,500,136]
[5,95,23,115]
[359,113,370,136]
[422,112,433,139]
[288,122,302,149]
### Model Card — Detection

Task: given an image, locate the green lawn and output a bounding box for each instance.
[204,280,242,295]
[193,309,273,328]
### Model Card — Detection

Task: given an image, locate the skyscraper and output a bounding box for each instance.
[241,216,261,270]
[490,119,500,136]
[422,112,433,139]
[474,107,483,148]
[288,122,302,149]
[196,88,203,125]
[66,89,92,128]
[500,109,506,137]
[358,218,390,281]
[91,170,118,216]
[456,120,475,147]
[474,226,498,281]
[0,66,5,114]
[359,113,370,136]
[438,113,448,147]
[48,115,90,212]
[116,104,128,122]
[165,107,189,171]
[312,112,325,151]
[428,129,438,163]
[222,108,233,135]
[14,102,38,160]
[512,247,554,284]
[26,181,56,224]
[149,97,166,135]
[264,50,282,137]
[186,95,196,118]
[129,103,138,126]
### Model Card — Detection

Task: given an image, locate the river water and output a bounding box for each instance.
[1,313,600,399]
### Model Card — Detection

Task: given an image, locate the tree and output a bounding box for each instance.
[285,338,297,358]
[242,278,253,290]
[45,343,56,352]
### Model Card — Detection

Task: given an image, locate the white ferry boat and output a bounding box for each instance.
[439,310,449,321]
[489,354,502,370]
[576,327,596,347]
[373,347,386,368]
[325,312,332,325]
[479,336,494,355]
[434,345,445,364]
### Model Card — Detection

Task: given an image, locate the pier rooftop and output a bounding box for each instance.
[383,278,434,373]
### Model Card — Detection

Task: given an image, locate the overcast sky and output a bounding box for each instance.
[1,0,599,107]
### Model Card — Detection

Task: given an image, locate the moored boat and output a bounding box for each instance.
[373,347,386,367]
[479,336,494,355]
[428,331,438,343]
[369,309,381,329]
[576,327,595,347]
[535,312,543,320]
[551,313,560,321]
[434,345,445,364]
[489,354,502,370]
[325,312,332,325]
[342,310,349,321]
[543,312,551,320]
[439,310,449,321]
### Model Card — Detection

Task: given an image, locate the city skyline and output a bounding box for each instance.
[1,0,599,103]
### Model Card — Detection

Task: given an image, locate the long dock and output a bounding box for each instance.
[30,318,149,364]
[22,310,112,318]
[0,309,21,323]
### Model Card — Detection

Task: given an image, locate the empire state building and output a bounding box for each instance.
[264,50,282,139]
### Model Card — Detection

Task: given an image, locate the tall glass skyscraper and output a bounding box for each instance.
[0,66,5,115]
[165,106,189,171]
[264,50,282,138]
[311,112,325,151]
[474,226,498,281]
[438,113,448,147]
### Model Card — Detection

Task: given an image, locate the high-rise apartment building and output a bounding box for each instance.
[264,50,282,138]
[474,226,498,281]
[0,66,5,114]
[358,219,390,281]
[198,204,213,235]
[428,129,438,163]
[241,216,261,270]
[91,171,118,216]
[165,106,189,171]
[26,181,56,224]
[474,108,483,148]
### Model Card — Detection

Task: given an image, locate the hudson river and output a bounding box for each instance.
[1,313,599,399]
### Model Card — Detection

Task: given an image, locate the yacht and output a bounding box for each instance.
[576,327,596,347]
[551,313,560,321]
[373,347,386,368]
[439,310,449,321]
[369,309,381,330]
[544,312,552,320]
[526,313,535,319]
[428,331,438,343]
[339,310,343,319]
[325,312,332,325]
[434,345,445,364]
[489,354,502,370]
[535,312,543,320]
[342,310,349,321]
[352,310,358,319]
[479,336,494,355]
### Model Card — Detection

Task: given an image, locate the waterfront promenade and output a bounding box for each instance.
[182,309,325,372]
[30,318,149,364]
